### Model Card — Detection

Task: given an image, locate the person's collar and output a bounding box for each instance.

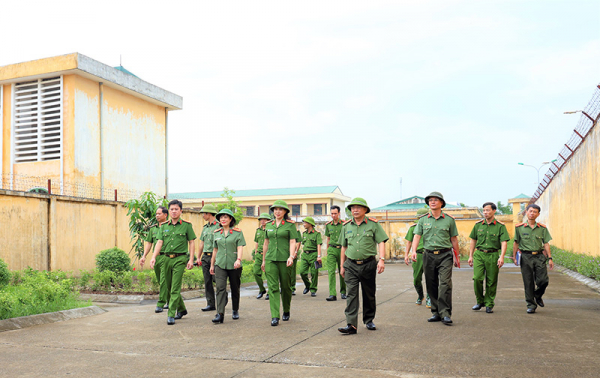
[428,211,444,219]
[352,216,367,224]
[170,218,182,225]
[485,217,496,225]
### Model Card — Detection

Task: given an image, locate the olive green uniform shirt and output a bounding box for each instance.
[414,212,458,250]
[301,229,323,251]
[144,224,162,245]
[324,220,343,247]
[514,223,552,251]
[405,224,424,251]
[469,218,510,250]
[200,220,220,253]
[265,220,299,261]
[156,219,196,254]
[338,217,388,260]
[213,228,246,270]
[254,227,267,253]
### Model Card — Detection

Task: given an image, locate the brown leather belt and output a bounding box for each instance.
[478,249,498,253]
[521,250,543,255]
[330,245,341,249]
[203,252,213,256]
[168,253,186,258]
[348,256,375,265]
[425,248,451,255]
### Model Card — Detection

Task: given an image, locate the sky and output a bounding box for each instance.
[1,0,598,208]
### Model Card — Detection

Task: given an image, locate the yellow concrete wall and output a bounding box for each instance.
[536,122,600,257]
[2,85,11,182]
[0,53,78,82]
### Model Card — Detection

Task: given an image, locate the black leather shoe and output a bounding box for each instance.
[257,291,265,299]
[271,318,279,326]
[292,291,296,296]
[303,288,310,295]
[201,305,216,312]
[472,303,484,311]
[527,308,536,314]
[167,317,175,325]
[442,316,453,325]
[366,321,376,330]
[265,294,269,300]
[486,307,493,313]
[155,306,163,313]
[341,294,347,299]
[311,292,317,297]
[338,324,357,334]
[232,310,239,320]
[326,295,337,301]
[163,304,168,309]
[535,297,545,307]
[282,312,290,321]
[212,313,224,323]
[427,315,442,322]
[174,310,188,320]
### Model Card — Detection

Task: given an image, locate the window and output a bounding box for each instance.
[314,204,323,215]
[291,205,301,216]
[243,206,255,217]
[13,77,62,163]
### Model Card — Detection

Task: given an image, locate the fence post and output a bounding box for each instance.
[114,189,118,202]
[48,179,52,195]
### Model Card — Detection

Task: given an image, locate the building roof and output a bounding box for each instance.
[0,53,182,110]
[511,193,531,199]
[113,65,139,78]
[372,195,460,211]
[170,185,345,200]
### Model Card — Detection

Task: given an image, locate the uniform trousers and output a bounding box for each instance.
[473,250,500,308]
[154,254,170,307]
[253,252,266,293]
[520,253,549,309]
[289,256,298,292]
[215,265,241,314]
[265,260,292,318]
[298,251,319,293]
[343,257,377,326]
[412,250,425,299]
[327,247,346,296]
[162,254,188,318]
[201,253,216,307]
[423,250,453,318]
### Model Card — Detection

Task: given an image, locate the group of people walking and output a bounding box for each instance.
[140,191,554,331]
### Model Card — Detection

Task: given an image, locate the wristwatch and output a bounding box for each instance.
[548,257,553,260]
[380,258,385,262]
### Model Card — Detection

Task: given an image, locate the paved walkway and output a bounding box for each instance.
[1,264,599,377]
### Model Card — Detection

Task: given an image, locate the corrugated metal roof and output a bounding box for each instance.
[511,193,531,199]
[372,203,460,211]
[170,185,342,200]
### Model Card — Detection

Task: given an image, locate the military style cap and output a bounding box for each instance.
[200,203,218,214]
[425,192,446,208]
[216,208,236,225]
[303,216,316,226]
[346,197,370,214]
[258,212,272,221]
[270,199,290,212]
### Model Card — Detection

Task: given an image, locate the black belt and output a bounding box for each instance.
[416,249,424,254]
[330,245,341,249]
[304,250,317,253]
[521,250,543,255]
[478,249,498,253]
[348,256,375,265]
[167,253,187,258]
[425,248,451,255]
[203,252,213,256]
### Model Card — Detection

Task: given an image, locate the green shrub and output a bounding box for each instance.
[552,246,600,280]
[149,270,159,292]
[91,270,116,291]
[182,269,203,290]
[118,271,134,292]
[96,247,132,273]
[0,258,9,287]
[135,271,149,293]
[10,270,23,286]
[79,270,92,290]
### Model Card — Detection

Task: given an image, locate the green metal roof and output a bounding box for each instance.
[511,193,531,199]
[114,65,138,78]
[170,185,342,200]
[373,195,460,211]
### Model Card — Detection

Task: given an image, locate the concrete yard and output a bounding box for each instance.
[1,263,599,377]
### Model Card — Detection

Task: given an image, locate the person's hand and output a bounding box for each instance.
[513,255,519,267]
[317,256,322,265]
[549,259,554,270]
[404,254,410,265]
[411,251,417,262]
[210,265,215,275]
[286,256,294,267]
[150,258,156,269]
[234,259,242,269]
[340,266,345,278]
[186,260,194,270]
[453,257,459,268]
[377,259,385,274]
[497,257,504,268]
[140,257,146,267]
[261,261,265,272]
[468,256,473,268]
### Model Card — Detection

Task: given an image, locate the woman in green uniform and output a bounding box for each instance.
[210,209,246,323]
[262,200,297,326]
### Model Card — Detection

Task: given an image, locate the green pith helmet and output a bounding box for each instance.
[270,199,290,212]
[216,208,236,225]
[346,197,370,214]
[258,212,272,221]
[200,203,218,214]
[303,216,316,227]
[425,191,446,208]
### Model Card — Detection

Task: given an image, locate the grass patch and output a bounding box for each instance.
[551,246,600,280]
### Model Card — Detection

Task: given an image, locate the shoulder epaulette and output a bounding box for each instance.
[538,223,547,228]
[287,219,296,224]
[516,222,525,227]
[418,213,428,219]
[475,219,484,224]
[326,220,332,225]
[181,219,191,224]
[410,223,417,227]
[159,221,169,225]
[214,228,223,233]
[271,221,276,225]
[343,219,352,225]
[497,220,505,225]
[232,227,241,232]
[149,224,157,229]
[445,213,455,219]
[368,217,378,223]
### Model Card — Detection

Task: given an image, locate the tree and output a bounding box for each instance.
[496,201,513,215]
[125,192,168,261]
[216,187,244,224]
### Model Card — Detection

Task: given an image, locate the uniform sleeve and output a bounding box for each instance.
[265,225,271,239]
[543,228,552,244]
[253,230,259,243]
[213,232,219,249]
[186,223,197,241]
[200,227,207,242]
[156,227,164,241]
[144,227,155,243]
[469,224,478,240]
[238,232,247,247]
[514,227,521,243]
[414,218,424,236]
[374,223,389,244]
[338,225,347,247]
[316,232,323,245]
[295,228,301,242]
[324,225,330,237]
[449,218,459,237]
[405,226,415,242]
[499,224,510,242]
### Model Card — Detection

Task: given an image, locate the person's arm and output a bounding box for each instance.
[512,241,519,266]
[287,239,296,267]
[404,240,413,265]
[317,243,322,264]
[197,240,205,263]
[326,236,330,251]
[140,241,152,267]
[234,246,243,269]
[262,239,269,272]
[187,240,195,269]
[468,239,476,267]
[150,240,163,269]
[544,243,553,270]
[498,241,507,268]
[450,236,460,267]
[210,247,218,275]
[411,235,421,262]
[340,246,347,278]
[376,242,386,274]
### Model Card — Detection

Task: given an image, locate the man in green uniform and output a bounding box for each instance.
[298,217,322,297]
[338,198,388,334]
[325,205,346,301]
[289,226,301,296]
[468,202,510,313]
[404,207,430,307]
[411,192,459,326]
[513,204,554,314]
[253,213,271,299]
[150,200,196,325]
[140,206,169,313]
[197,204,219,312]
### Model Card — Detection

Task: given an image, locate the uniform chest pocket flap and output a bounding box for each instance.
[364,231,374,238]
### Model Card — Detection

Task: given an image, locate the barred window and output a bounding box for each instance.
[243,206,255,217]
[314,204,323,215]
[291,205,301,216]
[13,77,62,163]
